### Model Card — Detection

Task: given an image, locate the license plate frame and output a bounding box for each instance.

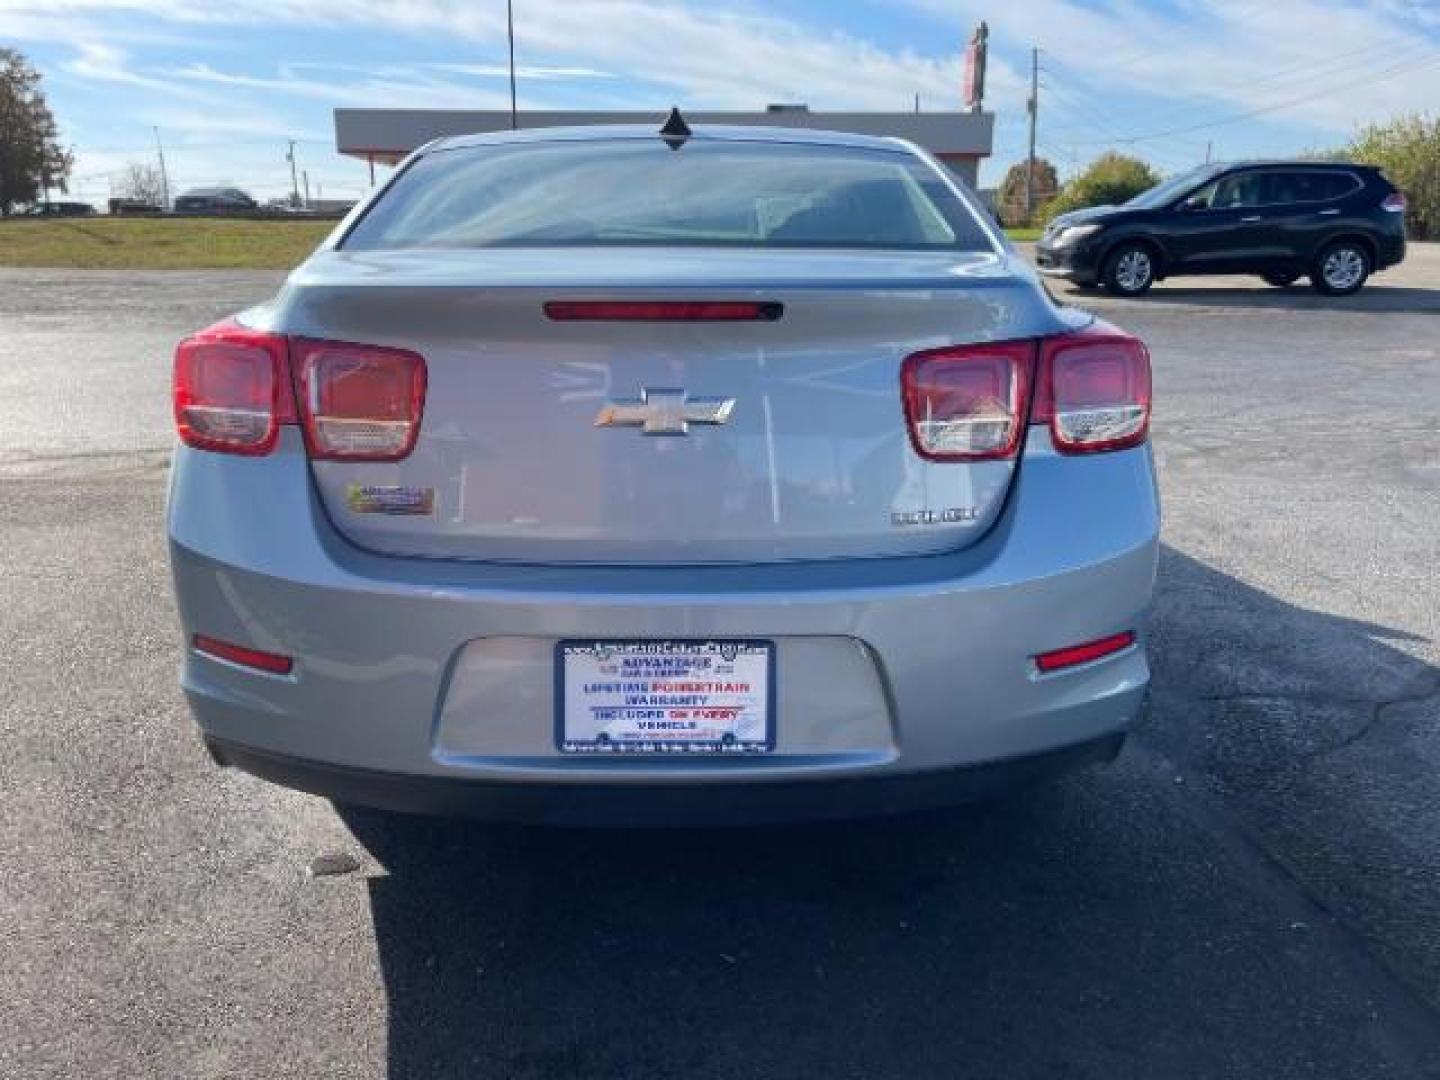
[555,639,776,755]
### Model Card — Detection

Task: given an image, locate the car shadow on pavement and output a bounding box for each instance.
[338,546,1440,1080]
[1055,283,1440,315]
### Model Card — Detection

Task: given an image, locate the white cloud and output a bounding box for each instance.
[902,0,1440,142]
[7,0,975,109]
[11,0,1437,197]
[169,62,515,110]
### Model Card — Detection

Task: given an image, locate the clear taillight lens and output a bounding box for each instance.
[900,341,1032,461]
[1381,192,1407,213]
[173,322,293,455]
[294,337,426,461]
[1034,326,1151,453]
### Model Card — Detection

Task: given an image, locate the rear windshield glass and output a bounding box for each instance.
[342,138,995,252]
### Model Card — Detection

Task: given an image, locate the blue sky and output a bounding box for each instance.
[4,0,1437,205]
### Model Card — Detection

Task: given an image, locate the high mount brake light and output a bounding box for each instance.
[544,300,783,322]
[293,338,427,462]
[1032,325,1151,454]
[173,323,294,455]
[900,340,1033,461]
[173,325,428,461]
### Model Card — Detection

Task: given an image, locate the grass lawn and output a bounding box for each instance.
[0,217,335,270]
[0,216,1047,270]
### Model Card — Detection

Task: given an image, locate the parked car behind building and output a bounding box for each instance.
[22,201,96,217]
[174,187,259,213]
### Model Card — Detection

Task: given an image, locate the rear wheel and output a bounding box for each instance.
[1312,242,1370,296]
[1101,243,1156,296]
[1261,271,1300,288]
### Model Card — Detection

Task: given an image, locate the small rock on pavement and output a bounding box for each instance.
[307,851,362,878]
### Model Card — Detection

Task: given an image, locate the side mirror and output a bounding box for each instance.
[1179,196,1207,212]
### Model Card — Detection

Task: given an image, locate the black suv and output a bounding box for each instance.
[1035,161,1407,297]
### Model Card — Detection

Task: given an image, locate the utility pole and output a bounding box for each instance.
[1025,47,1039,220]
[302,170,311,207]
[286,141,301,208]
[914,91,920,114]
[153,127,171,209]
[507,0,518,130]
[1204,140,1213,164]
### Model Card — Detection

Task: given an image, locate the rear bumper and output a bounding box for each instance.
[169,428,1158,821]
[205,729,1129,825]
[1377,231,1406,271]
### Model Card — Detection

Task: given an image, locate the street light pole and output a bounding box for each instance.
[507,0,518,130]
[153,127,171,210]
[1025,48,1039,220]
[287,141,301,208]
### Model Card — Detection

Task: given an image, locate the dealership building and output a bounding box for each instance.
[333,107,995,187]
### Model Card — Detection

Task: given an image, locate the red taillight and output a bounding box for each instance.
[173,322,294,455]
[1381,192,1407,213]
[193,634,293,675]
[544,300,783,321]
[1034,631,1135,673]
[1032,324,1151,453]
[293,338,426,461]
[900,340,1033,461]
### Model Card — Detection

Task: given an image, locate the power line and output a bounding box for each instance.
[1039,40,1438,147]
[1035,80,1202,171]
[1026,0,1283,83]
[1095,47,1440,145]
[1039,78,1203,154]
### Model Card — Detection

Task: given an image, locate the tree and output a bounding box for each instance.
[0,48,72,214]
[1041,151,1161,220]
[997,158,1059,227]
[1348,113,1438,240]
[113,162,167,207]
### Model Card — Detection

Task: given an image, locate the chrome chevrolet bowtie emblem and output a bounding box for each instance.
[594,388,736,436]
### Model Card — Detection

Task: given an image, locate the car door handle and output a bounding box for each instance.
[1318,208,1341,216]
[1240,215,1262,223]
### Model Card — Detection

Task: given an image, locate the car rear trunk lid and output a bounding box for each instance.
[277,248,1062,565]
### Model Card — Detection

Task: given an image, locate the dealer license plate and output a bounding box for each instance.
[556,640,775,754]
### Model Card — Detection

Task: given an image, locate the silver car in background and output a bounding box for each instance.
[168,123,1158,824]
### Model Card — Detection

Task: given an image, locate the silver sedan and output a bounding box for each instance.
[167,122,1157,824]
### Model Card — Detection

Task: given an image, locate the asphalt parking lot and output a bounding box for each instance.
[2,248,1438,1079]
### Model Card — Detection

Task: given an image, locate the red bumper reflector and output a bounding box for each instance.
[193,634,294,675]
[1034,631,1136,673]
[544,300,783,322]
